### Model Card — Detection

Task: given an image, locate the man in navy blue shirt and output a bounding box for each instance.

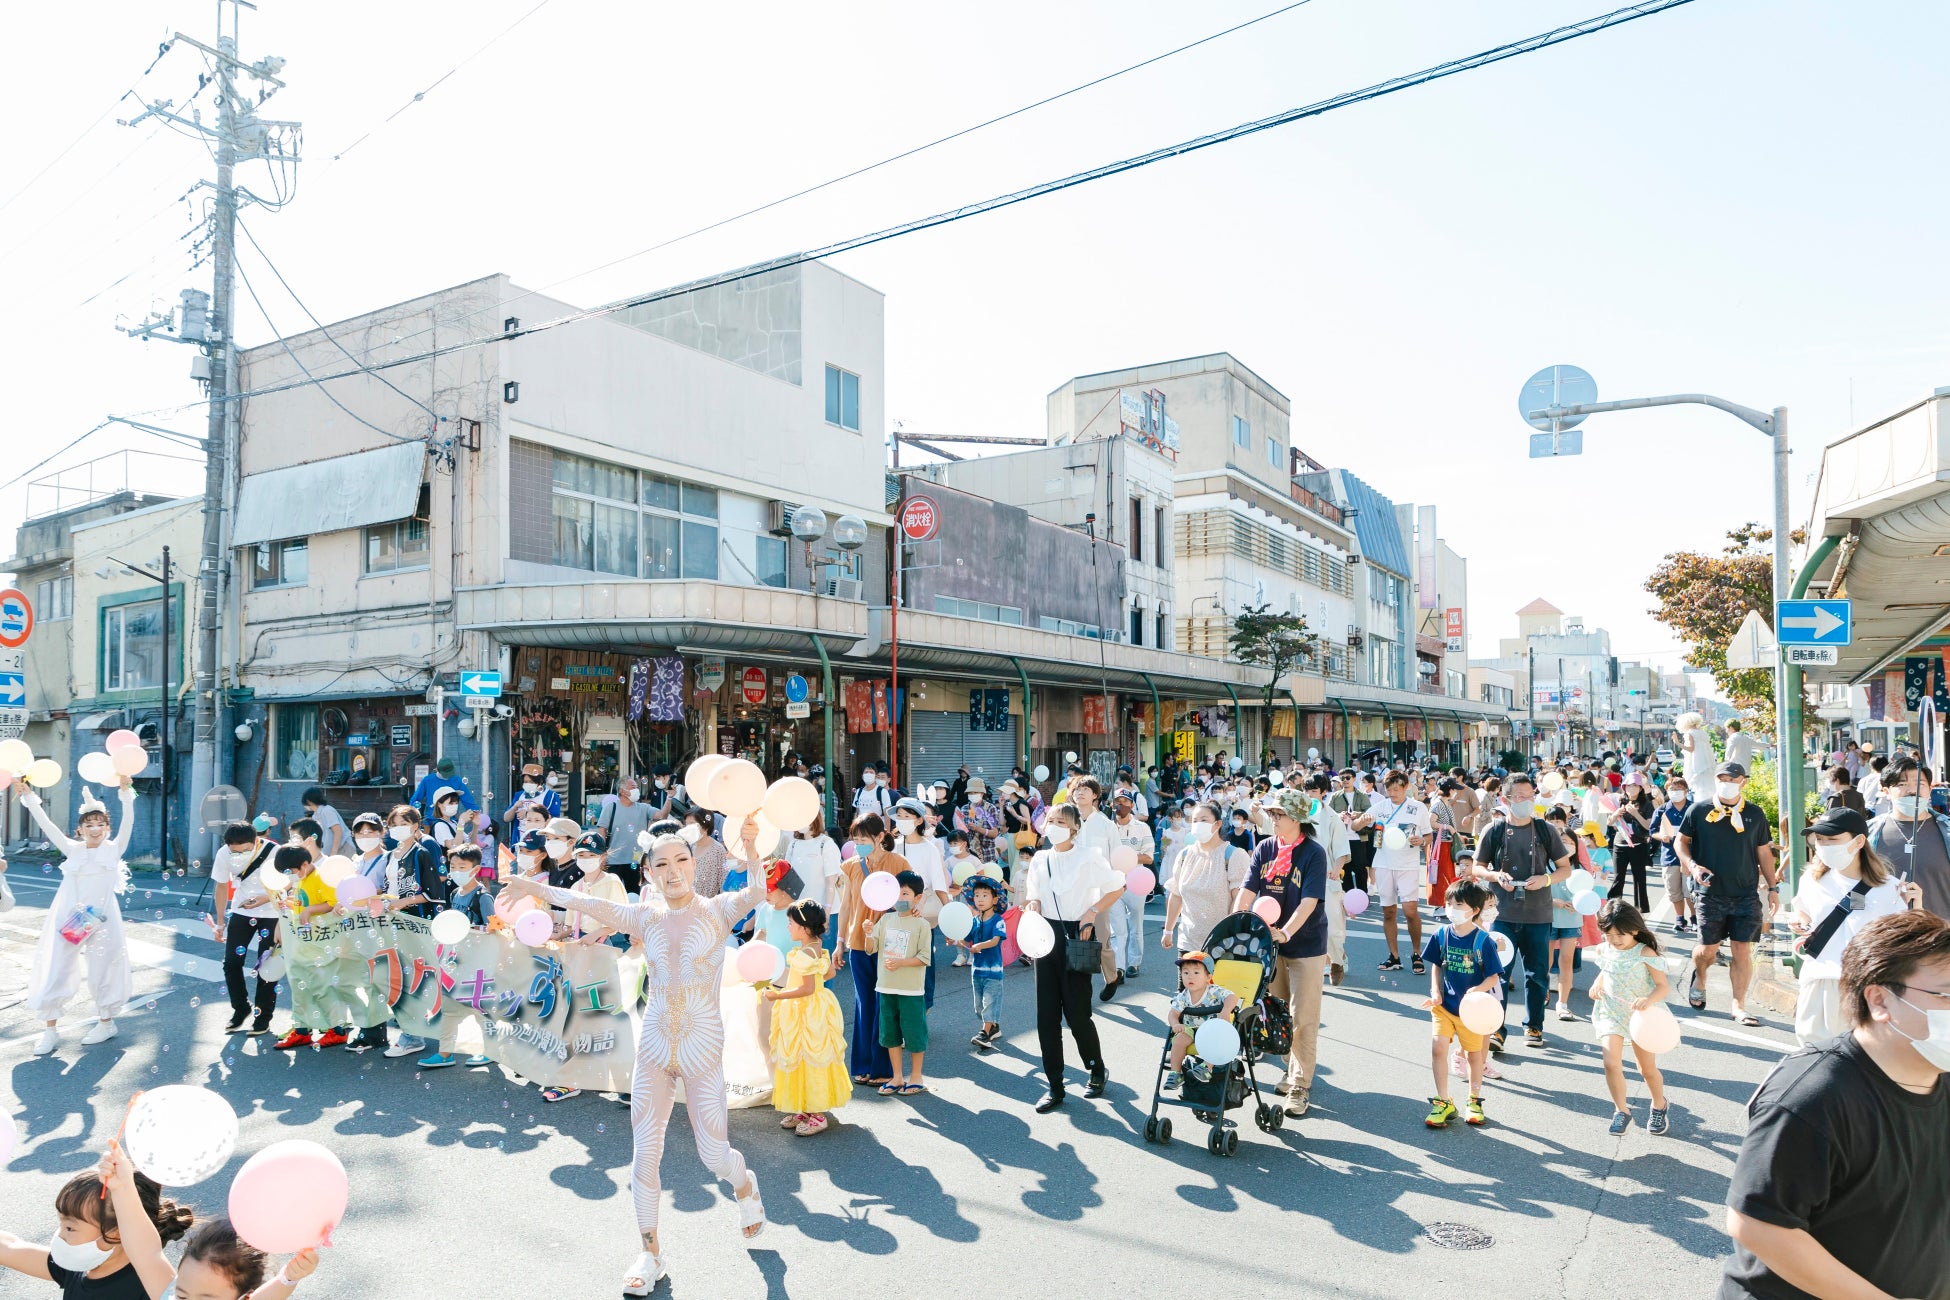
[1235,789,1329,1119]
[1652,775,1696,933]
[409,757,480,819]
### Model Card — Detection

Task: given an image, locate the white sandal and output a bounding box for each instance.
[622,1250,666,1296]
[736,1172,766,1239]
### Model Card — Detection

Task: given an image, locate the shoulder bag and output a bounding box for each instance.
[1046,859,1105,975]
[1795,876,1873,960]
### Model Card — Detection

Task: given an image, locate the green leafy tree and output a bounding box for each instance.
[1644,523,1807,739]
[1228,604,1319,758]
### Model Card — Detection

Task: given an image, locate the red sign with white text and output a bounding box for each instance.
[741,666,769,705]
[899,496,939,542]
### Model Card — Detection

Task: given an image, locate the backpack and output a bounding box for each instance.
[1480,819,1555,882]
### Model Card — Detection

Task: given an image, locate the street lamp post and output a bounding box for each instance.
[106,547,172,871]
[1520,370,1799,884]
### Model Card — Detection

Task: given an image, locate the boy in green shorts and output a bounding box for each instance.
[867,870,933,1096]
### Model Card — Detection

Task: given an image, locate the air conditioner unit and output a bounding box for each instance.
[819,575,864,602]
[1346,554,1362,565]
[1347,631,1365,649]
[766,500,801,537]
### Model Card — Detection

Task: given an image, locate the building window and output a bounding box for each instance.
[1232,415,1251,449]
[933,595,1023,626]
[545,452,724,581]
[1130,606,1144,646]
[1156,609,1168,650]
[824,365,861,431]
[1129,497,1143,562]
[33,574,73,621]
[275,703,320,781]
[102,598,166,693]
[365,484,430,575]
[250,538,308,589]
[1039,615,1111,640]
[755,536,787,589]
[1267,437,1282,468]
[1154,506,1166,567]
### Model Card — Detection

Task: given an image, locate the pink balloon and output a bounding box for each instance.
[859,871,899,912]
[493,889,536,921]
[1124,865,1155,897]
[1629,1003,1682,1054]
[1342,888,1370,917]
[514,909,552,946]
[105,729,143,754]
[1109,845,1139,873]
[334,876,376,904]
[0,771,10,791]
[227,1139,347,1253]
[1459,989,1503,1035]
[111,745,150,777]
[1252,895,1281,925]
[734,941,784,983]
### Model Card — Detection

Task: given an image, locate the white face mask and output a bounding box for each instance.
[523,783,542,796]
[861,774,877,788]
[655,778,669,789]
[1047,824,1072,846]
[545,838,571,859]
[1891,994,1950,1072]
[1895,795,1925,818]
[1716,782,1743,803]
[355,834,382,853]
[1668,790,1686,804]
[575,856,603,876]
[969,794,984,805]
[451,870,478,890]
[1815,842,1857,870]
[1446,905,1475,926]
[1187,822,1213,845]
[47,1232,115,1273]
[895,818,918,836]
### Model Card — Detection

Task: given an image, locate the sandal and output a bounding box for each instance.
[541,1086,582,1103]
[1687,971,1706,1010]
[1736,1011,1762,1027]
[794,1114,829,1136]
[877,1081,901,1095]
[622,1250,666,1296]
[896,1082,927,1095]
[735,1172,765,1239]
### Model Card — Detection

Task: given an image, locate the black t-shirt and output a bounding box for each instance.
[1245,835,1329,959]
[1477,818,1566,926]
[1679,800,1773,897]
[47,1262,152,1300]
[1720,1034,1950,1300]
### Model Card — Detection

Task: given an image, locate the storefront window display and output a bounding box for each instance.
[273,698,431,789]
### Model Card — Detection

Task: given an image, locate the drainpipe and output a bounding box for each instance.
[1784,533,1842,907]
[808,632,836,832]
[1141,672,1163,774]
[1008,656,1033,772]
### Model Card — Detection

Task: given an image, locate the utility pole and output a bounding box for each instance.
[1527,645,1535,760]
[119,3,296,862]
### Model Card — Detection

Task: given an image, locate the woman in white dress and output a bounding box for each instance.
[20,778,138,1055]
[1675,711,1715,794]
[1160,802,1250,955]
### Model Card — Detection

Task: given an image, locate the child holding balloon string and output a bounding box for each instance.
[761,899,850,1136]
[0,1136,193,1300]
[1589,899,1673,1136]
[1419,879,1505,1129]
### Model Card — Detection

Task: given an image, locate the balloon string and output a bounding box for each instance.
[102,1090,144,1199]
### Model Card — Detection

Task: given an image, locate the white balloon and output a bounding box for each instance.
[938,901,974,942]
[1032,765,1050,783]
[76,751,119,785]
[1063,751,1079,764]
[762,776,821,832]
[727,811,782,862]
[1459,990,1503,1035]
[1573,889,1602,916]
[429,910,470,946]
[256,953,286,984]
[708,760,767,819]
[0,739,32,774]
[684,755,731,809]
[125,1086,239,1186]
[1307,748,1320,761]
[1630,1003,1683,1054]
[1193,1018,1240,1067]
[1493,932,1514,968]
[1566,868,1595,895]
[1016,910,1056,960]
[1382,826,1409,852]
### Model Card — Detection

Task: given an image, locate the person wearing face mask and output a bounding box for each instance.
[1022,803,1125,1112]
[1676,762,1781,1026]
[501,762,562,829]
[1234,790,1329,1117]
[601,779,654,894]
[1162,802,1252,957]
[642,764,678,821]
[953,778,1002,867]
[17,776,139,1057]
[1651,777,1697,933]
[851,763,895,821]
[1789,808,1924,1046]
[367,806,450,1059]
[890,798,947,1009]
[1305,773,1354,986]
[838,814,908,1085]
[1867,757,1950,922]
[1720,909,1950,1300]
[0,1139,196,1300]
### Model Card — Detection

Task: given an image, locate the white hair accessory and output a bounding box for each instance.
[76,787,107,818]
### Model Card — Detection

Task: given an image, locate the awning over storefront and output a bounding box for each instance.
[232,442,428,547]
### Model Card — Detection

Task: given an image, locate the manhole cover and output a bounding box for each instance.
[1425,1222,1494,1250]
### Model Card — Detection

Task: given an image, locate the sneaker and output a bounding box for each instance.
[1425,1097,1457,1128]
[1648,1107,1670,1136]
[1555,1003,1576,1022]
[80,1021,118,1046]
[248,1013,274,1037]
[1163,1070,1182,1092]
[1524,1028,1545,1048]
[970,1031,991,1049]
[952,954,968,967]
[315,1029,349,1048]
[1480,1057,1503,1081]
[1464,1095,1486,1126]
[1284,1087,1310,1118]
[225,1011,250,1033]
[418,1052,459,1069]
[464,1054,492,1066]
[1488,1031,1507,1054]
[1274,1075,1293,1095]
[1449,1047,1470,1079]
[1189,1059,1212,1084]
[384,1041,420,1058]
[780,1112,804,1129]
[32,1028,58,1056]
[274,1030,314,1051]
[1330,962,1345,987]
[1609,1110,1631,1135]
[1378,956,1404,972]
[1411,957,1427,975]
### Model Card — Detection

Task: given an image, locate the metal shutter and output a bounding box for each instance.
[907,710,1018,791]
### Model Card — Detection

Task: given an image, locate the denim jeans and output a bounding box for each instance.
[1493,919,1553,1034]
[972,973,1003,1025]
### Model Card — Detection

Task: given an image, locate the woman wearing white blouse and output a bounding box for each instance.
[1022,804,1126,1113]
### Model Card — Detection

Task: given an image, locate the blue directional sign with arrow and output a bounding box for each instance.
[1775,599,1851,646]
[459,671,503,706]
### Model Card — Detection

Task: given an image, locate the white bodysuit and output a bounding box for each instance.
[542,874,764,1234]
[20,786,137,1020]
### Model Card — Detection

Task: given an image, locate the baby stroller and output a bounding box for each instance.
[1140,911,1285,1157]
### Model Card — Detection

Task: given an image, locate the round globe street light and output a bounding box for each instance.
[790,506,829,543]
[830,514,867,551]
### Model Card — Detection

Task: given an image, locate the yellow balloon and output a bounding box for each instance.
[25,758,62,789]
[0,739,32,775]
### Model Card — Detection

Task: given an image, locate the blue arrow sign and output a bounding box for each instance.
[458,671,502,700]
[785,673,808,704]
[1775,599,1851,646]
[0,673,21,707]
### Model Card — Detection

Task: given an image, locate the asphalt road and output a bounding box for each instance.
[0,867,1788,1299]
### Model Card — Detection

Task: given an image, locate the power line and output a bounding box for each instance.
[214,0,1700,411]
[321,0,557,167]
[0,37,179,219]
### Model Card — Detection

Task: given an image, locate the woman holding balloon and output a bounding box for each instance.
[15,741,139,1057]
[839,814,907,1085]
[1020,803,1125,1113]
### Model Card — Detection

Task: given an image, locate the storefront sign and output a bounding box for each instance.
[1444,607,1465,653]
[741,666,768,705]
[696,658,726,692]
[900,495,939,542]
[1172,730,1197,763]
[403,703,438,717]
[785,701,810,719]
[390,724,413,748]
[716,725,737,756]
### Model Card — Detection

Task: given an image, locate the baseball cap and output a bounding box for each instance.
[519,829,549,854]
[574,830,608,857]
[1715,761,1749,780]
[1176,950,1215,974]
[765,862,804,899]
[1807,807,1869,839]
[545,816,582,840]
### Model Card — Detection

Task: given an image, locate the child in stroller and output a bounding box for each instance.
[1164,951,1238,1092]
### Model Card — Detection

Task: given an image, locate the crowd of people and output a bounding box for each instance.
[4,728,1948,1299]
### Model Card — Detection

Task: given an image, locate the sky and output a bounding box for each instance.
[5,0,1949,685]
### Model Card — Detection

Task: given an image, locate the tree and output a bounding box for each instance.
[1228,604,1319,757]
[1644,523,1807,739]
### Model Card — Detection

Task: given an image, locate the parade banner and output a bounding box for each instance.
[283,913,642,1092]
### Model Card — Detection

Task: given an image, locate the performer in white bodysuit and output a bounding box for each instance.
[501,821,767,1295]
[20,779,138,1055]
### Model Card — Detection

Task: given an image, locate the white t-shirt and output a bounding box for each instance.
[308,804,349,856]
[785,833,844,910]
[1367,796,1431,873]
[1309,805,1351,875]
[1110,817,1152,865]
[901,834,949,897]
[1024,846,1122,921]
[1793,870,1908,980]
[213,841,281,920]
[852,783,895,819]
[1077,809,1117,863]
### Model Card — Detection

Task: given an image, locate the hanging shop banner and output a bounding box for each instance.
[1172,730,1197,763]
[282,912,641,1093]
[695,658,726,693]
